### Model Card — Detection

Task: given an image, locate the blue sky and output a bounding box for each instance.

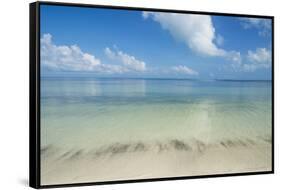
[40,5,272,80]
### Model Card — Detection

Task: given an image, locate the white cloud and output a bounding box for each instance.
[41,34,146,74]
[41,33,101,71]
[142,12,150,19]
[247,48,271,63]
[232,48,271,72]
[172,65,199,75]
[240,18,271,36]
[227,51,242,64]
[143,12,225,57]
[142,12,241,65]
[104,47,146,72]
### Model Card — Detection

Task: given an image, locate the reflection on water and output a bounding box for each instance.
[41,78,147,98]
[41,78,272,150]
[41,79,271,109]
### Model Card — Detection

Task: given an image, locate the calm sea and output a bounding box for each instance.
[40,78,272,150]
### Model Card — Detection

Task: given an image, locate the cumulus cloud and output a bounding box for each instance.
[142,12,242,65]
[41,33,146,74]
[143,12,225,57]
[227,51,242,64]
[240,18,271,36]
[232,48,271,72]
[172,65,199,75]
[104,47,146,72]
[247,48,271,63]
[41,33,101,71]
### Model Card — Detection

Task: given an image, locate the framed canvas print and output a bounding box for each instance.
[29,1,274,188]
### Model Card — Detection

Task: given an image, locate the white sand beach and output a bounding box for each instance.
[41,137,271,185]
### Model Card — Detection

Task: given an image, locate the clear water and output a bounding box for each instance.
[41,78,272,150]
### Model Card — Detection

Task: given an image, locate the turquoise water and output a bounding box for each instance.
[41,78,272,150]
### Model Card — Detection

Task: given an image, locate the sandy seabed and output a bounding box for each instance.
[41,136,272,185]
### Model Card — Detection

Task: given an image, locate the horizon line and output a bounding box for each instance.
[41,76,272,82]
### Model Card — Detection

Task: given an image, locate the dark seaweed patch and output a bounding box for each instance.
[261,137,271,144]
[170,140,191,151]
[226,140,235,147]
[68,150,83,160]
[41,145,53,154]
[107,143,130,155]
[133,143,147,152]
[195,140,206,153]
[57,150,72,160]
[237,140,248,147]
[220,141,227,148]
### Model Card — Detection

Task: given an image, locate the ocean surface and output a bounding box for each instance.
[40,78,272,152]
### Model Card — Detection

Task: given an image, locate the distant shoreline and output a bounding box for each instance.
[41,76,272,82]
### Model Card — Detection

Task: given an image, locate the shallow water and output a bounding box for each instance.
[41,78,272,151]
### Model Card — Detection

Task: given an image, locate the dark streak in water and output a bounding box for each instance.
[237,140,248,147]
[219,139,259,148]
[41,145,52,155]
[107,143,130,155]
[194,140,206,153]
[246,138,256,145]
[57,150,73,161]
[68,150,83,160]
[170,140,191,151]
[41,136,271,160]
[261,137,271,143]
[93,142,149,157]
[220,142,227,148]
[133,142,147,152]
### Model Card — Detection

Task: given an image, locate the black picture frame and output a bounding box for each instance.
[29,1,274,189]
